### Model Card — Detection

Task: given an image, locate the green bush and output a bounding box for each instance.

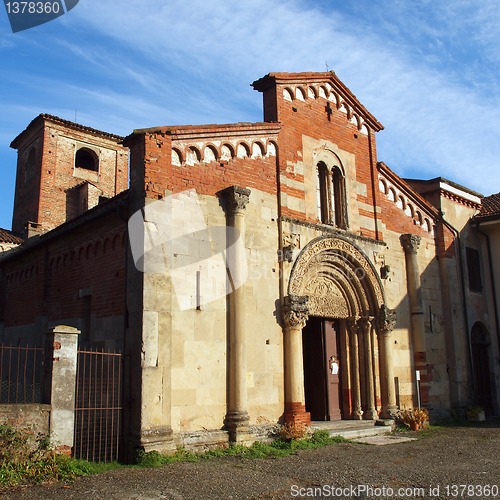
[0,425,124,489]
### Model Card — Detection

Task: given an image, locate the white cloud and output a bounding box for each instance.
[64,0,499,192]
[1,0,499,230]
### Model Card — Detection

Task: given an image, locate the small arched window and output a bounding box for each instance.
[316,162,347,228]
[75,147,99,172]
[316,162,329,224]
[27,147,36,167]
[331,166,346,228]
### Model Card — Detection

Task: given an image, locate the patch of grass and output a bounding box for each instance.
[135,448,199,467]
[0,426,351,488]
[136,430,349,467]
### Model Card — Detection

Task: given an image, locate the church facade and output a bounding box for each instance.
[0,72,498,453]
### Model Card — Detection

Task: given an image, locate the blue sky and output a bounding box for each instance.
[1,0,499,231]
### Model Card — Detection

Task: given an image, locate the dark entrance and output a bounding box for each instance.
[471,323,494,415]
[302,317,342,421]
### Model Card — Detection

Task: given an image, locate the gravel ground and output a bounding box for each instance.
[2,422,500,500]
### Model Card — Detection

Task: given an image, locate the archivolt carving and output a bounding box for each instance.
[288,236,385,318]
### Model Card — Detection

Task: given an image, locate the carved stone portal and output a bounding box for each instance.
[285,236,397,422]
[288,236,385,318]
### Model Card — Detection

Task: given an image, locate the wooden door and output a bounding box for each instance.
[302,318,342,421]
[324,320,342,421]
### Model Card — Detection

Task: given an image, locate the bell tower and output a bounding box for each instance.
[10,114,129,236]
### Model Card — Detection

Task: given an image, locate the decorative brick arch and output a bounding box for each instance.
[288,235,386,318]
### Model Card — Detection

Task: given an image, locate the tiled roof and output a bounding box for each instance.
[11,114,123,149]
[0,228,23,245]
[477,192,500,218]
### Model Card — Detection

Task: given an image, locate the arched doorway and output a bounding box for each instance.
[283,236,397,423]
[302,317,343,420]
[471,322,494,414]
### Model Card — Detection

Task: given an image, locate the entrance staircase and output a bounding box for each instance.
[310,420,394,440]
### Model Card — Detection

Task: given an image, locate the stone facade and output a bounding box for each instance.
[0,71,498,456]
[473,192,500,414]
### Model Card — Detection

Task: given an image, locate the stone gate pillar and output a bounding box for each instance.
[44,325,80,454]
[223,186,253,443]
[282,295,311,426]
[378,305,398,419]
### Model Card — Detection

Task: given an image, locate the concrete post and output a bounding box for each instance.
[223,186,253,443]
[377,305,398,419]
[282,295,311,426]
[44,325,80,454]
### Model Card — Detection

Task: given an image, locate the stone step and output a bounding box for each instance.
[310,420,393,440]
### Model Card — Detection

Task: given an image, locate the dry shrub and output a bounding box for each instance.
[398,408,429,428]
[279,422,307,441]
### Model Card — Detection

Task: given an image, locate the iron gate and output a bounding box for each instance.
[74,348,123,462]
[0,344,44,404]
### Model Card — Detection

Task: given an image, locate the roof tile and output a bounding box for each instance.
[0,228,23,245]
[477,192,500,218]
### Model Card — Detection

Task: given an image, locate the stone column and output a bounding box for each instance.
[44,325,80,454]
[282,295,311,426]
[223,186,253,443]
[348,318,363,420]
[326,168,334,223]
[359,317,378,420]
[377,305,398,419]
[400,234,429,404]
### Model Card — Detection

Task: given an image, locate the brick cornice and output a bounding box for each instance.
[377,162,439,220]
[126,122,281,143]
[252,71,383,132]
[11,114,123,149]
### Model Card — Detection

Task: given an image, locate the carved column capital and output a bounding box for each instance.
[357,316,372,336]
[348,317,360,334]
[400,234,421,254]
[378,305,397,335]
[222,186,251,214]
[282,295,309,330]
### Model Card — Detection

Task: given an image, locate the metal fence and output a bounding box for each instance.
[73,348,123,462]
[0,344,44,404]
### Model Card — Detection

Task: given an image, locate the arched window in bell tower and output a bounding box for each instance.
[75,147,99,172]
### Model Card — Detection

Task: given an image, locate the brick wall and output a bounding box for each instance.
[11,116,128,234]
[255,74,384,239]
[0,404,50,438]
[126,124,280,202]
[0,202,127,345]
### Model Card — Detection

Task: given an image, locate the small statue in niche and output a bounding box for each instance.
[329,355,339,375]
